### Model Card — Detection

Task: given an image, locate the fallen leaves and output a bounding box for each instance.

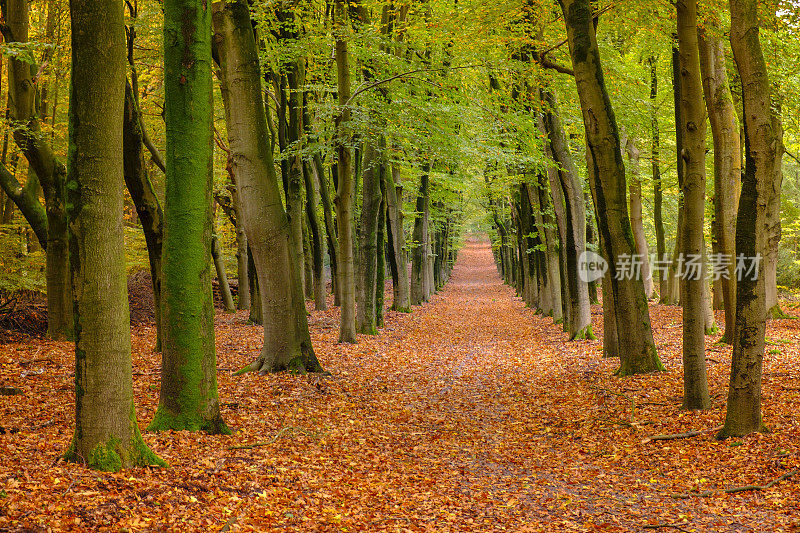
[0,241,798,531]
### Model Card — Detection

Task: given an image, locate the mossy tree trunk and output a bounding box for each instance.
[64,0,164,471]
[303,156,327,311]
[699,29,740,343]
[559,0,663,375]
[150,0,228,434]
[213,0,323,373]
[719,0,783,438]
[677,0,711,410]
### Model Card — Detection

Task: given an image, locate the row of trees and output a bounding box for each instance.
[0,0,796,469]
[1,0,468,470]
[488,0,790,438]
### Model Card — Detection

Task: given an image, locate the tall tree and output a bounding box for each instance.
[677,0,711,410]
[698,27,740,343]
[649,57,667,299]
[558,0,663,375]
[334,0,357,342]
[64,0,164,470]
[540,89,593,339]
[1,0,72,340]
[213,0,324,373]
[719,0,783,437]
[149,0,228,433]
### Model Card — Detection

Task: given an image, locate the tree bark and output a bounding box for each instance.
[123,77,164,351]
[559,0,662,374]
[385,164,411,311]
[213,0,323,372]
[356,141,383,334]
[541,89,593,338]
[699,29,740,342]
[677,0,711,410]
[2,0,72,340]
[64,0,164,470]
[626,138,654,299]
[649,57,667,299]
[150,0,228,434]
[663,40,684,306]
[411,166,431,305]
[334,0,357,342]
[303,157,327,310]
[719,0,783,438]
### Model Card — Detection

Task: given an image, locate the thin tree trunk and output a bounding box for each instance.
[719,0,783,438]
[286,59,307,296]
[303,157,327,310]
[211,231,236,312]
[664,39,685,306]
[677,0,711,410]
[649,56,667,299]
[626,138,653,298]
[559,0,662,375]
[64,0,164,471]
[232,186,250,310]
[376,185,386,328]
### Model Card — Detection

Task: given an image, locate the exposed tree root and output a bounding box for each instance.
[670,469,797,499]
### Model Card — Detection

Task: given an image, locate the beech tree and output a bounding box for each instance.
[213,0,323,373]
[148,0,228,433]
[64,0,164,470]
[719,0,784,438]
[558,0,663,375]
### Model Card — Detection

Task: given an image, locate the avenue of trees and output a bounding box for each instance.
[0,0,797,469]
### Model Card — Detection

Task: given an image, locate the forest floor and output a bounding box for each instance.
[1,240,799,532]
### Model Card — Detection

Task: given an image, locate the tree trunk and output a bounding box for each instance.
[232,186,250,310]
[626,138,654,299]
[650,57,668,299]
[150,0,228,434]
[213,0,323,372]
[535,174,563,323]
[560,0,662,374]
[376,185,387,328]
[2,0,72,340]
[123,77,164,351]
[699,29,740,342]
[356,141,383,334]
[64,0,164,471]
[541,89,593,338]
[719,0,783,438]
[286,59,307,297]
[334,0,357,343]
[677,0,711,410]
[663,40,685,306]
[211,231,236,312]
[411,166,431,305]
[303,158,327,310]
[385,164,411,311]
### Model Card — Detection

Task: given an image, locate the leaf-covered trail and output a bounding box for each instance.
[1,240,799,532]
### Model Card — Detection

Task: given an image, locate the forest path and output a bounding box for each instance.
[2,241,798,532]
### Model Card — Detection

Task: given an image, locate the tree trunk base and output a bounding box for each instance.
[571,325,596,341]
[147,407,231,435]
[64,430,167,472]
